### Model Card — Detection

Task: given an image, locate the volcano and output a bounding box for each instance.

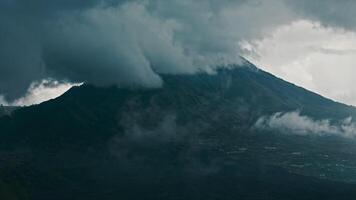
[1,61,356,200]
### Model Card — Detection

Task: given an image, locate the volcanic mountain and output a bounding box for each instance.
[1,61,356,200]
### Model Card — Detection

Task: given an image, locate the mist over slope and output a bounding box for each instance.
[1,63,356,199]
[0,105,18,117]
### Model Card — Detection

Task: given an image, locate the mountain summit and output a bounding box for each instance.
[1,62,356,199]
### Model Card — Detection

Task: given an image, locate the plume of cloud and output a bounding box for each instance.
[254,111,356,138]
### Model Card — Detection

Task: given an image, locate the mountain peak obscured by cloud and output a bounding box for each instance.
[0,0,294,102]
[3,0,356,105]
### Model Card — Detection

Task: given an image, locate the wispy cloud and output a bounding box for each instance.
[254,111,356,138]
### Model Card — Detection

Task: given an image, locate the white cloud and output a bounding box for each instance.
[1,79,81,106]
[243,20,356,106]
[255,111,356,138]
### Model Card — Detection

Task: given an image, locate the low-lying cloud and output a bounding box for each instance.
[0,79,81,106]
[254,111,356,138]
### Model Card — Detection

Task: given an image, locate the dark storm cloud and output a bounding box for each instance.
[0,0,298,101]
[0,0,127,100]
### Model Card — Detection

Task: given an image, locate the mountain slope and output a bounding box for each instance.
[1,63,356,199]
[0,106,17,117]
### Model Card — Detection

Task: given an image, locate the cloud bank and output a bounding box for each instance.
[255,111,356,138]
[3,0,356,105]
[0,0,296,102]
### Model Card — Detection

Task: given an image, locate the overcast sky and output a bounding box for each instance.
[1,0,356,106]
